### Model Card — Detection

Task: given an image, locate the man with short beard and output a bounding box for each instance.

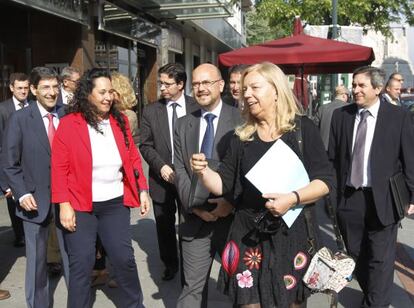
[174,63,241,307]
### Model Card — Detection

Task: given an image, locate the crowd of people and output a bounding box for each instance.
[0,61,413,308]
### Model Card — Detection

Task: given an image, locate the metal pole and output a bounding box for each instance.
[332,0,338,39]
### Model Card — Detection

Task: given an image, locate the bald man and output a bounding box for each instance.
[383,78,401,105]
[174,63,241,307]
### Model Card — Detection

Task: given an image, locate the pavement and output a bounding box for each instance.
[1,162,414,307]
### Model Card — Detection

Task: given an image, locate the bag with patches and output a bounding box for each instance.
[302,247,355,293]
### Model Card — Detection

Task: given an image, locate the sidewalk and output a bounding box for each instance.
[1,196,414,307]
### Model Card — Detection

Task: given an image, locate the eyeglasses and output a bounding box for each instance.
[158,81,176,88]
[66,79,79,84]
[37,85,60,93]
[191,79,221,89]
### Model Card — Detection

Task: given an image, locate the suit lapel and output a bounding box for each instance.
[345,104,357,158]
[212,104,231,160]
[185,112,200,164]
[74,115,92,155]
[157,101,172,154]
[6,99,16,114]
[29,104,51,155]
[370,100,386,157]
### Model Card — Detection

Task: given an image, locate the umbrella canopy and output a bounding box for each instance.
[219,33,375,75]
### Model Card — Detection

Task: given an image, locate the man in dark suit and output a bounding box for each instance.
[56,66,80,107]
[224,64,249,108]
[2,67,69,308]
[315,84,350,151]
[174,63,241,307]
[0,72,30,247]
[139,63,198,281]
[328,66,414,308]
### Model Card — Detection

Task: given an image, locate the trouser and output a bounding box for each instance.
[63,196,144,308]
[23,210,69,308]
[6,197,24,240]
[337,187,397,308]
[152,195,180,270]
[177,216,232,308]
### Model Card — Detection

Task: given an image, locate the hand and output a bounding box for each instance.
[192,208,218,222]
[160,165,175,183]
[4,189,12,198]
[20,194,38,211]
[60,202,76,232]
[262,192,296,217]
[209,197,234,218]
[139,191,151,217]
[190,153,208,174]
[406,204,414,216]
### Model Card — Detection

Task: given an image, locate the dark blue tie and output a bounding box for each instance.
[200,113,216,159]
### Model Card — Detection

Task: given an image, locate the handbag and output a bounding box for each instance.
[389,172,409,220]
[293,117,355,302]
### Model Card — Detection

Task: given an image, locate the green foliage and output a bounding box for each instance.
[246,9,287,45]
[254,0,414,38]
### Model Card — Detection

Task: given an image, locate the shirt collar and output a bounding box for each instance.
[36,101,58,118]
[201,100,223,119]
[167,91,185,108]
[12,96,27,107]
[359,98,380,119]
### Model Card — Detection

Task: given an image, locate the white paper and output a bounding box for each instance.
[245,139,310,227]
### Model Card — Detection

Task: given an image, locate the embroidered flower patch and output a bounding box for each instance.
[243,247,263,270]
[294,252,308,270]
[222,240,240,276]
[236,270,253,288]
[283,275,297,290]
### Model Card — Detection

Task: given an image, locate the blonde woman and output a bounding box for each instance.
[111,72,139,144]
[191,62,333,308]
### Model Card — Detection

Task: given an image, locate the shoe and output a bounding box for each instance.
[0,289,10,300]
[107,279,118,288]
[162,267,178,281]
[47,263,62,276]
[91,271,109,287]
[13,237,25,247]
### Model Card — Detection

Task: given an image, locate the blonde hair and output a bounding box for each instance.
[111,72,137,110]
[235,62,302,141]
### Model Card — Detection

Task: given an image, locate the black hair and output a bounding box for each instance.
[229,64,249,76]
[9,72,29,86]
[158,63,187,86]
[30,67,58,88]
[67,68,129,148]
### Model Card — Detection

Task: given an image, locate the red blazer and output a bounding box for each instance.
[51,112,148,212]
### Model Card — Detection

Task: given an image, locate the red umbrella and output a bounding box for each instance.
[219,25,374,75]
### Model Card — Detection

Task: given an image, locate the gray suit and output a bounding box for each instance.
[2,103,69,308]
[174,102,241,307]
[315,99,346,150]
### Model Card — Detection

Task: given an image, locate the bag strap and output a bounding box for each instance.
[294,116,347,254]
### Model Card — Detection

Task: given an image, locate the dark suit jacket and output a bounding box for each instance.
[174,102,242,238]
[0,98,17,152]
[56,91,64,108]
[139,95,198,203]
[328,99,414,225]
[2,103,65,223]
[315,99,346,151]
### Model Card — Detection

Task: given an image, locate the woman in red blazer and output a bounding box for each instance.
[51,68,150,308]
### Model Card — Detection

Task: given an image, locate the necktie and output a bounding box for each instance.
[46,113,56,146]
[200,113,216,159]
[18,102,25,109]
[349,110,369,188]
[171,103,178,135]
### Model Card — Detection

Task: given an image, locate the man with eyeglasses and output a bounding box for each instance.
[2,67,69,308]
[139,63,198,282]
[56,66,80,107]
[174,63,241,307]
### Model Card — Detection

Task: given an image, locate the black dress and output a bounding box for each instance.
[217,117,333,307]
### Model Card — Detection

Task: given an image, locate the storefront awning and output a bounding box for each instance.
[98,1,162,48]
[136,0,233,20]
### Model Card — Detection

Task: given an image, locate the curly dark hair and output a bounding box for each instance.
[67,68,129,148]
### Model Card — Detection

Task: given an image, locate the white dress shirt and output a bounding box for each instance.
[88,120,124,202]
[12,96,28,110]
[350,99,380,187]
[198,100,223,152]
[60,88,73,105]
[167,92,187,162]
